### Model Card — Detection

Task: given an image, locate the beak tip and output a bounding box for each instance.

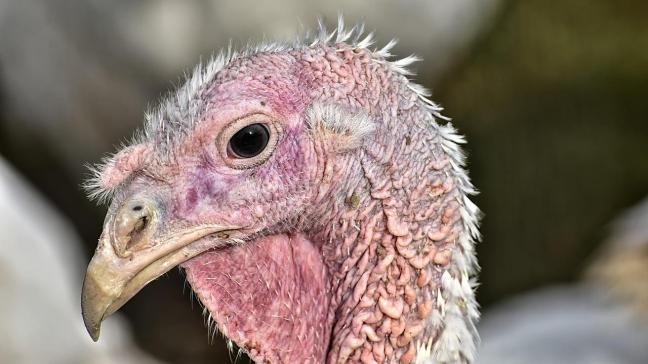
[81,300,103,342]
[81,272,106,342]
[87,325,101,342]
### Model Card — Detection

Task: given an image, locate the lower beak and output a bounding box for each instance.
[81,225,234,341]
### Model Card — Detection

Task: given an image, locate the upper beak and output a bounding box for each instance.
[81,196,236,341]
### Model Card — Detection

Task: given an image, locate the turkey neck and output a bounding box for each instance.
[307,114,478,364]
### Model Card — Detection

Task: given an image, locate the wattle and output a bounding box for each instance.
[181,233,332,363]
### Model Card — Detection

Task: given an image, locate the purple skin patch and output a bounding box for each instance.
[83,24,481,364]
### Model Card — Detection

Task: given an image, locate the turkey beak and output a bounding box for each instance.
[81,196,237,341]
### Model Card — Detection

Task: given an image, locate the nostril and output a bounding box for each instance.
[132,215,148,235]
[126,216,148,252]
[113,199,156,257]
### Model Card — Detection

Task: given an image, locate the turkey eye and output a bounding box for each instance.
[228,123,270,158]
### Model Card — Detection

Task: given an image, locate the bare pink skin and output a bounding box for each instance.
[183,234,331,363]
[93,35,479,363]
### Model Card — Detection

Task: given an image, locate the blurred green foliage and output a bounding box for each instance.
[436,0,648,305]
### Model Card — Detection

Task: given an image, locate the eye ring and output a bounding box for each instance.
[217,114,281,169]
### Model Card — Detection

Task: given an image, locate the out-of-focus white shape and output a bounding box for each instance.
[0,157,163,364]
[477,285,648,364]
[606,197,648,251]
[477,197,648,364]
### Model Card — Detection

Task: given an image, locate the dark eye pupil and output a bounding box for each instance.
[229,123,270,158]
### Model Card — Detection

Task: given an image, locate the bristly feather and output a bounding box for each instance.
[82,139,137,205]
[413,122,482,363]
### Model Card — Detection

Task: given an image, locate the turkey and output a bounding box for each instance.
[81,21,481,363]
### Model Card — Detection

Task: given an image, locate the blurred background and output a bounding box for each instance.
[0,0,646,363]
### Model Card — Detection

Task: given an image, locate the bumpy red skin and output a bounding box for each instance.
[101,43,474,363]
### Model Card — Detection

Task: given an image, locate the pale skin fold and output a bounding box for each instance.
[82,22,481,364]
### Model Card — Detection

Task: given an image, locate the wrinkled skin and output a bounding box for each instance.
[82,32,480,364]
